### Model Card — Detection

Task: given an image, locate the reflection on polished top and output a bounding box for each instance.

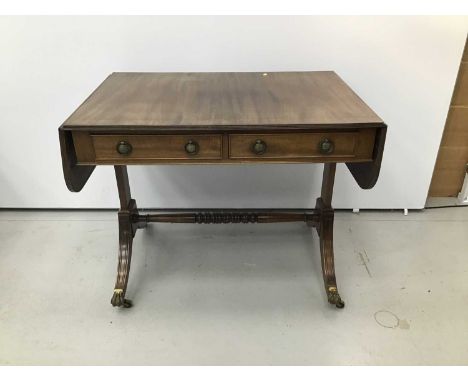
[64,72,384,128]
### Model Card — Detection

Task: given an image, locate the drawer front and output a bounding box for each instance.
[228,130,376,160]
[90,134,223,162]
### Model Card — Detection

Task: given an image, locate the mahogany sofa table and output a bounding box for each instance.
[59,71,386,309]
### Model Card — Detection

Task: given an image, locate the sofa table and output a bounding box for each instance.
[59,71,386,309]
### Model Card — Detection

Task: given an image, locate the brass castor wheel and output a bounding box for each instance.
[327,287,345,309]
[335,300,345,309]
[111,289,133,308]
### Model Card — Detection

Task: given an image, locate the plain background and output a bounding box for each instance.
[0,16,467,209]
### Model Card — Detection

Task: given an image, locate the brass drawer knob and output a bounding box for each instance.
[252,139,267,155]
[318,138,334,154]
[185,140,199,155]
[116,141,132,155]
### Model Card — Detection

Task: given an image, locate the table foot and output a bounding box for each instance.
[327,287,345,308]
[111,289,133,308]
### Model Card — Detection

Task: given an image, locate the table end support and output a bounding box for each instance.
[111,166,145,308]
[315,163,345,309]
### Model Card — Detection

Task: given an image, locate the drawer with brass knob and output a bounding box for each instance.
[116,141,133,155]
[228,130,376,161]
[72,133,223,163]
[71,129,376,164]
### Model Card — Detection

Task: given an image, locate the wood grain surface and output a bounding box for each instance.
[228,130,375,160]
[92,134,222,161]
[64,72,384,128]
[71,130,377,165]
[60,71,387,190]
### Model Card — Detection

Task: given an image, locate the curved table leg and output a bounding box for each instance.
[110,210,134,308]
[317,205,345,308]
[315,163,345,309]
[110,166,144,308]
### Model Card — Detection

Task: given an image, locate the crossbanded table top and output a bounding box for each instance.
[64,71,384,129]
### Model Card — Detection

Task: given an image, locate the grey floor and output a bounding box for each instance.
[0,207,467,365]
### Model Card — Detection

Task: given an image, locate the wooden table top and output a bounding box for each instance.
[64,72,384,128]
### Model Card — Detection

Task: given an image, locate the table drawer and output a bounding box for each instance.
[228,130,376,160]
[86,134,223,162]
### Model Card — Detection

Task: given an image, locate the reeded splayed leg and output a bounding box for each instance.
[315,163,345,308]
[110,166,146,308]
[111,208,134,308]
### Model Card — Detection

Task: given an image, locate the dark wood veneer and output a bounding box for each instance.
[59,71,387,309]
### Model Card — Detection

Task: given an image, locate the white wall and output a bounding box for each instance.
[0,16,467,209]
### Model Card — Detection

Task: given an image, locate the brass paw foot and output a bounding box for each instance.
[327,287,345,309]
[111,289,133,308]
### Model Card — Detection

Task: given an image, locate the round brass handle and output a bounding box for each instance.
[318,138,334,155]
[116,141,132,155]
[185,140,199,155]
[252,139,267,155]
